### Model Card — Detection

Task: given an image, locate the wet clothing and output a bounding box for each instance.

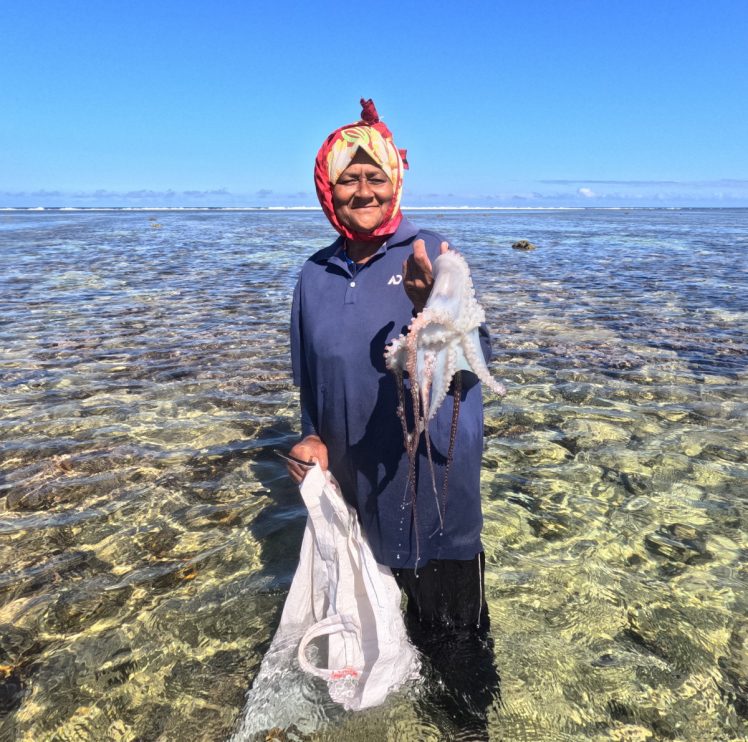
[393,552,489,630]
[290,217,490,569]
[393,552,501,733]
[301,99,500,732]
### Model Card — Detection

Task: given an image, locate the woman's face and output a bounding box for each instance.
[332,150,394,235]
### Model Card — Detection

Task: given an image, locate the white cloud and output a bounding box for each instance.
[577,187,596,198]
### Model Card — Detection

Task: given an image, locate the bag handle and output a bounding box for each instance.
[297,614,363,681]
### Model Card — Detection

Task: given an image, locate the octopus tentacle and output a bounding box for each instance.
[427,339,458,423]
[422,422,441,531]
[441,371,461,525]
[384,249,506,567]
[393,367,410,460]
[461,331,506,397]
[419,346,441,526]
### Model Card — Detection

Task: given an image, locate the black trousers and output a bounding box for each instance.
[392,552,501,738]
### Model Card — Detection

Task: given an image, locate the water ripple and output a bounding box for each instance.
[1,209,746,740]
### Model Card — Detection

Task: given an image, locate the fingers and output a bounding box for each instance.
[286,436,328,483]
[412,238,427,262]
[411,238,432,273]
[287,442,313,483]
[288,445,312,464]
[304,438,328,471]
[287,462,306,484]
[315,449,329,471]
[408,239,449,271]
[404,239,432,283]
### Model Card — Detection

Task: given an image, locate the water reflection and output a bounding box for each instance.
[0,209,746,740]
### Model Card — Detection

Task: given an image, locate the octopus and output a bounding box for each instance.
[384,250,506,560]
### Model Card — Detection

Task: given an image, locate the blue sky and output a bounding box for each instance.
[2,0,747,207]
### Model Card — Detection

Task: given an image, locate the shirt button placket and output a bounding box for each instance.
[344,275,357,304]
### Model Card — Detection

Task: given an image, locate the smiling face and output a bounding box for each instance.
[332,149,394,234]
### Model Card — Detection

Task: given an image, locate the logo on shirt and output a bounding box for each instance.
[387,274,403,286]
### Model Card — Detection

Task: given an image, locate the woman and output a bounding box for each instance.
[289,99,499,730]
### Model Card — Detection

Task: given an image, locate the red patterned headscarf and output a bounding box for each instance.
[314,98,408,242]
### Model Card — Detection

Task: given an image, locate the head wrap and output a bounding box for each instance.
[314,98,408,242]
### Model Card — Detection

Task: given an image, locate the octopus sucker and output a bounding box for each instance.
[385,250,506,564]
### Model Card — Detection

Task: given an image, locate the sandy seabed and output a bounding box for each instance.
[0,208,746,741]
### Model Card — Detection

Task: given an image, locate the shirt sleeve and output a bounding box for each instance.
[299,385,317,438]
[290,273,319,438]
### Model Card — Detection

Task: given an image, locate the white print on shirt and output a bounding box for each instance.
[387,274,403,285]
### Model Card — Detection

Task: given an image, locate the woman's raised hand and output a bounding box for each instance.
[402,239,450,314]
[287,435,328,484]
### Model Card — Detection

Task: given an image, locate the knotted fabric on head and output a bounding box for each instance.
[314,98,409,242]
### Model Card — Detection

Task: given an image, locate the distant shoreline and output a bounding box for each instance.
[3,206,747,212]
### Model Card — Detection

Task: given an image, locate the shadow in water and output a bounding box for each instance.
[243,420,308,590]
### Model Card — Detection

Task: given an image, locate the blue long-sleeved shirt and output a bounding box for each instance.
[290,217,491,568]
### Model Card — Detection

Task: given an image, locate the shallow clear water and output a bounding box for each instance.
[0,208,746,741]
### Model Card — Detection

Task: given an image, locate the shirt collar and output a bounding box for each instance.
[382,215,419,247]
[327,216,418,276]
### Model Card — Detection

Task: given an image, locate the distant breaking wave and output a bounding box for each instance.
[0,206,323,212]
[0,206,699,212]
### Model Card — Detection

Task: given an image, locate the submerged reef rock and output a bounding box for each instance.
[511,239,537,250]
[720,621,748,718]
[643,523,711,565]
[0,665,24,714]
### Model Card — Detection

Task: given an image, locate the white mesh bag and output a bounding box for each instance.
[231,464,419,738]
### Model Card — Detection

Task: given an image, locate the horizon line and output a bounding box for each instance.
[3,205,748,212]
